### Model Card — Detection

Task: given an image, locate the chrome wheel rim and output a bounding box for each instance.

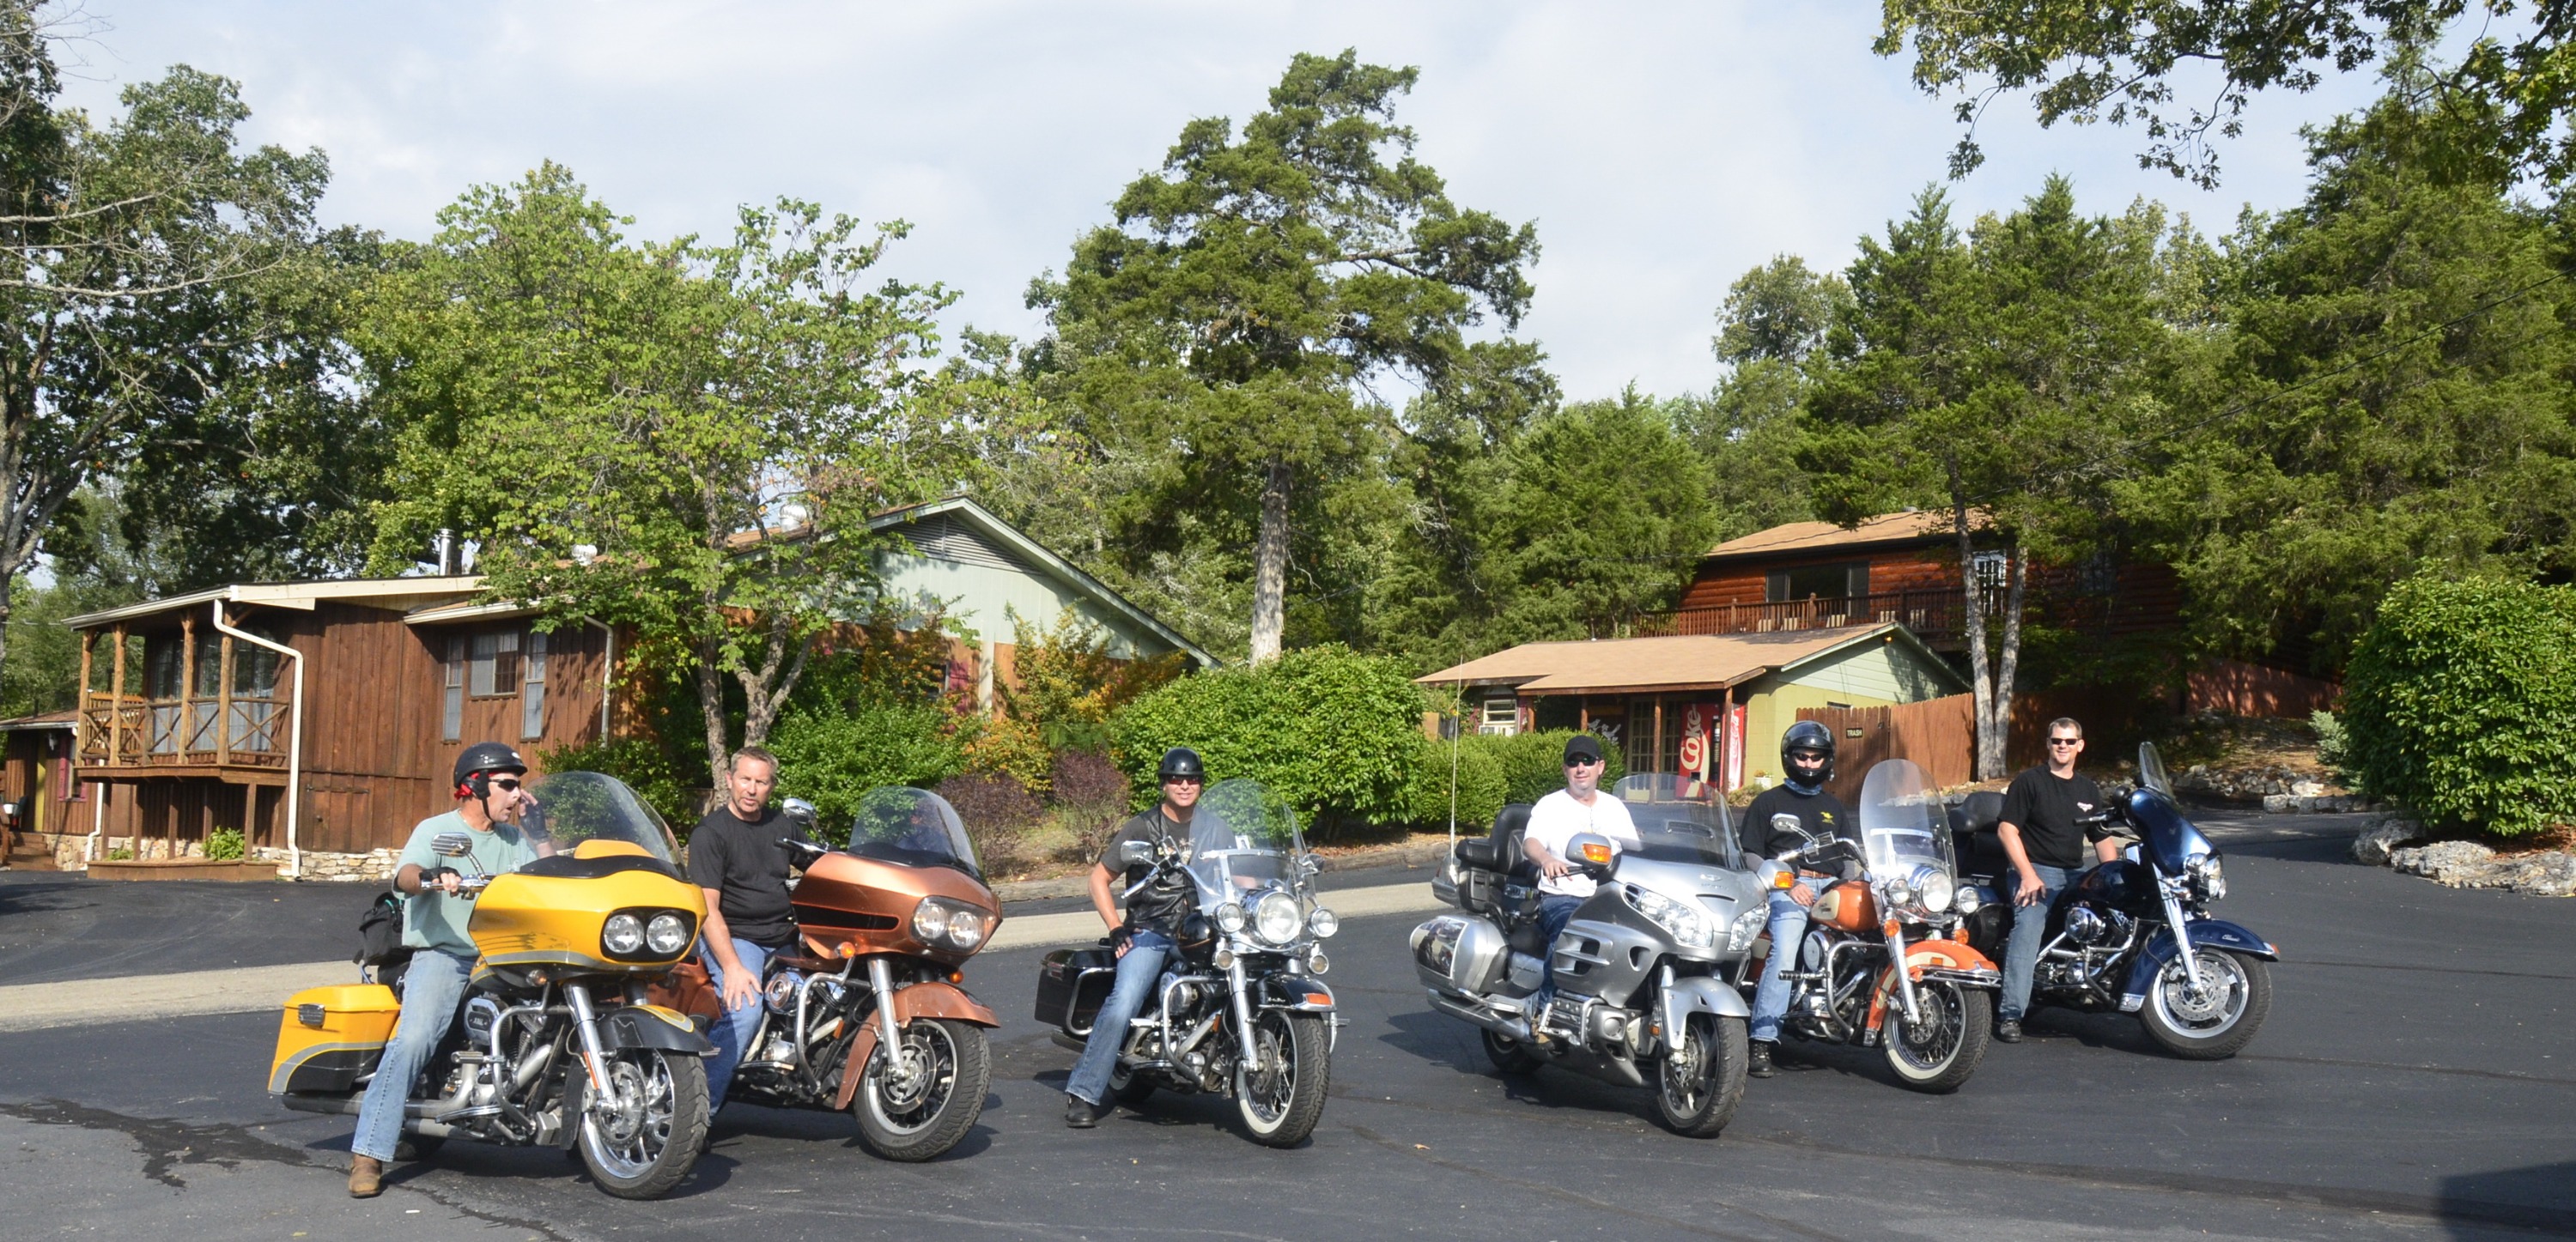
[862,1021,960,1137]
[1237,1014,1295,1128]
[1888,984,1966,1075]
[1659,1021,1710,1116]
[2153,950,2248,1033]
[583,1052,677,1178]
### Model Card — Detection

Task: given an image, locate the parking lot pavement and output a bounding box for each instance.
[0,813,2567,1240]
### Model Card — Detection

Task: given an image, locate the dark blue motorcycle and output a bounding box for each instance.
[1954,743,2276,1059]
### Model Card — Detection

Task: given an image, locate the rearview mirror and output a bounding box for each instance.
[430,832,473,858]
[1114,839,1157,869]
[1568,832,1617,874]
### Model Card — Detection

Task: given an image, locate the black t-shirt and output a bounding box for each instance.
[1100,809,1195,936]
[1740,785,1856,869]
[1997,767,2108,870]
[689,803,800,948]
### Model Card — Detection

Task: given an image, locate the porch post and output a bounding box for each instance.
[76,630,92,762]
[179,613,197,756]
[216,629,234,766]
[107,626,127,766]
[1652,699,1665,775]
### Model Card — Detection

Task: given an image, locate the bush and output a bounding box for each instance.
[1403,730,1629,833]
[538,736,708,833]
[1111,645,1426,832]
[937,772,1043,876]
[204,827,245,862]
[2310,710,2348,772]
[767,704,967,828]
[2342,574,2576,836]
[960,711,1054,795]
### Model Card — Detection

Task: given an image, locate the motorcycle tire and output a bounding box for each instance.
[853,1018,992,1162]
[1481,1028,1540,1076]
[1652,1013,1747,1139]
[576,1047,708,1200]
[1235,1010,1329,1148]
[1881,979,1991,1094]
[1106,1058,1157,1106]
[2139,948,2271,1060]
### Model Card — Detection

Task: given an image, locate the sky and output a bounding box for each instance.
[50,2,2397,402]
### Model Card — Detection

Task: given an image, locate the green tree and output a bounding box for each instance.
[1678,256,1851,542]
[364,167,963,777]
[1807,179,2172,777]
[1036,50,1537,663]
[1481,390,1718,644]
[0,9,334,685]
[1877,1,2576,186]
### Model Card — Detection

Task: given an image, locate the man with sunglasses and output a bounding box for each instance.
[349,742,551,1197]
[1066,746,1207,1128]
[1520,733,1639,1024]
[1994,717,2119,1043]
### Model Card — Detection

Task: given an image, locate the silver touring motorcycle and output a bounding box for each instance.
[1413,774,1763,1136]
[1034,778,1341,1147]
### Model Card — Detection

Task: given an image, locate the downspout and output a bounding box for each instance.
[587,619,615,740]
[215,599,304,880]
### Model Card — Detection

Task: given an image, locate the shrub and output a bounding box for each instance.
[937,771,1043,875]
[767,704,967,828]
[1048,749,1133,864]
[1404,730,1630,833]
[2342,574,2576,836]
[538,736,708,833]
[1111,645,1426,832]
[1004,607,1188,754]
[2310,710,2348,772]
[960,711,1054,795]
[204,827,245,862]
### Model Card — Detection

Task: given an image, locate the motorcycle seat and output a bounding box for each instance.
[1455,804,1534,876]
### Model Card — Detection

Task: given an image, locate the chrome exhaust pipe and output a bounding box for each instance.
[1425,989,1533,1043]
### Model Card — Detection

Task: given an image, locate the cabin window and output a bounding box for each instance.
[1479,692,1520,736]
[442,637,465,742]
[469,630,524,697]
[520,631,548,739]
[1766,561,1867,603]
[1971,550,2012,591]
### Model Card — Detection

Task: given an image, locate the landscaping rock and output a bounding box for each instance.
[2352,817,2424,865]
[2390,839,2495,882]
[2384,839,2576,895]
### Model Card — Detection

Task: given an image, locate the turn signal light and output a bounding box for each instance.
[1579,843,1613,863]
[1770,870,1797,890]
[838,943,860,959]
[1303,992,1332,1006]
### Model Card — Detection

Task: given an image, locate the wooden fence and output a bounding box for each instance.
[2185,658,2339,719]
[1797,694,1975,806]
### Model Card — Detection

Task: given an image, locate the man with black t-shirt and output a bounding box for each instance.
[1738,721,1858,1077]
[1063,746,1206,1129]
[689,746,801,1112]
[1994,717,2119,1043]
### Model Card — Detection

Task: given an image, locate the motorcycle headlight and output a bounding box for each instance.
[1726,906,1765,953]
[1910,865,1954,917]
[1308,907,1340,939]
[1305,945,1330,975]
[1953,886,1982,916]
[1215,901,1247,934]
[1883,876,1913,908]
[1623,884,1715,949]
[602,912,646,955]
[645,912,691,955]
[945,905,989,950]
[911,897,992,950]
[2190,855,2227,900]
[1253,891,1302,946]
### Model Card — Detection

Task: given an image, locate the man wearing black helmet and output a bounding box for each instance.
[1738,720,1859,1078]
[1064,746,1205,1128]
[349,742,552,1197]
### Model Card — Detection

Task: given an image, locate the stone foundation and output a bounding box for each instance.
[2,833,398,882]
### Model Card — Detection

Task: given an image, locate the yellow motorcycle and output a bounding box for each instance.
[268,772,714,1199]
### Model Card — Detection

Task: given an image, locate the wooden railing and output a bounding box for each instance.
[78,693,289,769]
[1597,588,2008,645]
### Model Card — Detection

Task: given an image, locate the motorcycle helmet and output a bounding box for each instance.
[453,742,528,799]
[1780,720,1836,788]
[1157,747,1206,783]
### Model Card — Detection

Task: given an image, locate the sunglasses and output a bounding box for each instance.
[489,778,523,791]
[1564,756,1603,768]
[1162,775,1204,785]
[2047,738,2082,748]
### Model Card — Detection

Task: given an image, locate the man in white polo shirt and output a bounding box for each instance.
[1521,732,1641,1016]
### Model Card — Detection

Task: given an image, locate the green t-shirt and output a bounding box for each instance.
[398,809,540,956]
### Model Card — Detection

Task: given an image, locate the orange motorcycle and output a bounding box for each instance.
[1736,758,2001,1093]
[659,786,1002,1160]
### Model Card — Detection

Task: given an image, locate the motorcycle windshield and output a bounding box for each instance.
[2127,785,2211,876]
[1855,758,1954,880]
[845,786,981,879]
[1613,773,1741,869]
[520,772,684,869]
[1188,778,1306,900]
[2139,742,2173,797]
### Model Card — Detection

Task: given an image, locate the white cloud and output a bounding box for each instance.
[57,1,2390,398]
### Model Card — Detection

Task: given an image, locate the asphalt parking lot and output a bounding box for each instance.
[0,810,2568,1241]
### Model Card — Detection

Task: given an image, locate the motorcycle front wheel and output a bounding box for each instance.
[1235,1010,1329,1148]
[854,1017,993,1162]
[1882,979,1991,1094]
[1481,1028,1540,1076]
[577,1047,708,1200]
[1652,1013,1747,1138]
[2140,948,2270,1060]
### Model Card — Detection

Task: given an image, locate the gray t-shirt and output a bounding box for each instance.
[398,809,539,956]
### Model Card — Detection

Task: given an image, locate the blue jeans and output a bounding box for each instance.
[1999,863,2078,1023]
[1066,929,1172,1106]
[1529,894,1584,1009]
[701,936,775,1112]
[1750,888,1818,1044]
[352,948,472,1162]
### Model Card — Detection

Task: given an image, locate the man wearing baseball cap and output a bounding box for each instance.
[1519,733,1640,1025]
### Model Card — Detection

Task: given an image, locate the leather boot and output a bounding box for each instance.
[347,1154,384,1198]
[1747,1040,1776,1078]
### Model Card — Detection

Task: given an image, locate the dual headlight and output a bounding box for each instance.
[1214,890,1327,948]
[1881,866,1957,918]
[911,897,993,951]
[1623,883,1716,949]
[602,909,695,960]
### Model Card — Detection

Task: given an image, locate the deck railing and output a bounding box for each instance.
[77,693,289,769]
[1596,588,2008,645]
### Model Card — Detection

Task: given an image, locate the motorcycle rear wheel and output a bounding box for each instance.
[854,1017,992,1162]
[576,1047,708,1200]
[1481,1028,1540,1076]
[2140,948,2270,1060]
[1235,1010,1329,1148]
[1881,980,1991,1094]
[1652,1013,1747,1138]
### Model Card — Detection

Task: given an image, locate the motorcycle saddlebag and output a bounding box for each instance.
[268,983,402,1095]
[1034,947,1119,1035]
